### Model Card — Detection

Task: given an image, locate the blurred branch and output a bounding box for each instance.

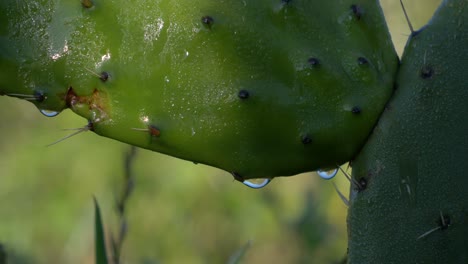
[0,243,6,264]
[227,240,251,264]
[112,146,138,264]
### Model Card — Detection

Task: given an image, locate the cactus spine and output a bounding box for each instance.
[348,0,468,262]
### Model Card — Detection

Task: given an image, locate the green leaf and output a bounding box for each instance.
[94,197,109,264]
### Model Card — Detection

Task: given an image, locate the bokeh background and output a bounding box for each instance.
[0,1,441,263]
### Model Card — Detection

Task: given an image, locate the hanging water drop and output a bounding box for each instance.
[40,109,60,117]
[242,178,271,189]
[317,169,338,180]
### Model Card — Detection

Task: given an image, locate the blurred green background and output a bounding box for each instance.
[0,1,441,263]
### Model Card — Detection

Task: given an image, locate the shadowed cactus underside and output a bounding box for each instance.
[0,0,398,179]
[348,0,468,263]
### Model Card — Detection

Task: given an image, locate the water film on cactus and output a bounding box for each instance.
[0,0,398,180]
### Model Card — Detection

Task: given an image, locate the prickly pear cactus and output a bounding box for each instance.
[348,0,468,262]
[0,0,397,180]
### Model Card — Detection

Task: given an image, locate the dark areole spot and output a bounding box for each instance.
[439,214,451,230]
[34,91,46,102]
[148,125,161,137]
[351,5,362,20]
[358,57,368,65]
[351,106,362,114]
[81,0,93,8]
[238,89,250,99]
[100,72,110,82]
[358,177,367,191]
[308,57,320,67]
[87,120,95,132]
[201,16,214,28]
[301,135,312,145]
[420,66,434,79]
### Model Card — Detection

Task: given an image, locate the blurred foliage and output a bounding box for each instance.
[94,199,108,264]
[0,1,441,263]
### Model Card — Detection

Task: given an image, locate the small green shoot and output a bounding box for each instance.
[94,197,109,264]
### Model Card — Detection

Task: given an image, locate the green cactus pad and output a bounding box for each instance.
[0,0,398,179]
[348,0,468,262]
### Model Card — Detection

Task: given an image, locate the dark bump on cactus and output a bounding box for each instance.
[238,89,250,100]
[81,0,93,8]
[351,106,362,115]
[148,125,161,137]
[350,5,362,20]
[420,66,434,79]
[439,214,451,230]
[201,16,214,29]
[87,120,95,132]
[358,178,367,191]
[100,72,110,82]
[308,57,320,67]
[357,57,368,65]
[282,0,292,4]
[301,135,312,145]
[34,91,46,102]
[231,172,244,182]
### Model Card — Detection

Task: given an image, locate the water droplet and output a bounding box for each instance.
[40,109,60,117]
[242,178,271,189]
[317,169,338,180]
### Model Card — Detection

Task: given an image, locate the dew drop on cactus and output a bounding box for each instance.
[40,110,60,117]
[242,178,271,189]
[317,169,338,180]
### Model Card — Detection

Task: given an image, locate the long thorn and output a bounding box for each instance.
[439,211,446,226]
[337,166,361,189]
[333,182,349,207]
[84,67,102,78]
[46,124,91,147]
[6,93,37,101]
[400,0,414,34]
[417,226,441,240]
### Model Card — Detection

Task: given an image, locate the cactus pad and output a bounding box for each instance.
[0,0,398,179]
[348,0,468,262]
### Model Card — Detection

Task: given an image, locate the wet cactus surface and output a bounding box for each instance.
[0,0,398,179]
[348,0,468,262]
